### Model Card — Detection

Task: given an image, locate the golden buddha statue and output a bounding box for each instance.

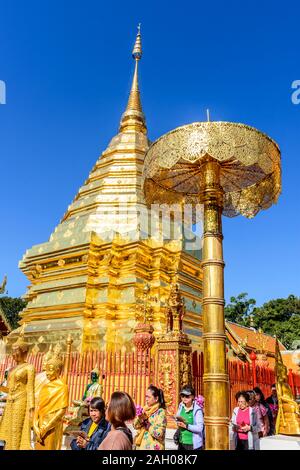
[275,339,300,435]
[0,326,35,449]
[34,345,53,404]
[33,348,69,450]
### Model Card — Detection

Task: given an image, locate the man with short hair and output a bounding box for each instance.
[266,384,278,434]
[266,384,278,406]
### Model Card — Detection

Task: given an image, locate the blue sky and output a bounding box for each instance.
[0,0,299,306]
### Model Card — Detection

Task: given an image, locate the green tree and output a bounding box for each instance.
[225,292,256,325]
[0,296,27,330]
[252,295,300,349]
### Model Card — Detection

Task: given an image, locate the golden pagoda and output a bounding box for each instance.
[11,28,204,352]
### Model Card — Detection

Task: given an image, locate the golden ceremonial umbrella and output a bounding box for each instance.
[143,121,281,449]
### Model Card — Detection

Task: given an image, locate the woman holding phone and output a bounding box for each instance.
[175,385,204,450]
[230,391,260,450]
[70,397,110,450]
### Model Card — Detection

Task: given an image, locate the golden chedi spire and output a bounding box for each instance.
[120,24,147,134]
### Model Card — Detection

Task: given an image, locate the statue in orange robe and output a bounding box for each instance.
[33,351,69,450]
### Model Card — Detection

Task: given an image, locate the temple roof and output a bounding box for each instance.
[225,320,286,367]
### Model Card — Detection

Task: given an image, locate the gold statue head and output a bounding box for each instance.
[12,324,29,362]
[42,344,54,371]
[45,344,63,380]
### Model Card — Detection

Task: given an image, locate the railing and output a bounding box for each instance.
[1,350,299,412]
[0,350,154,407]
[192,351,300,412]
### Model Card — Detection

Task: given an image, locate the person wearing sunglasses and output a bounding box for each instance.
[175,385,204,450]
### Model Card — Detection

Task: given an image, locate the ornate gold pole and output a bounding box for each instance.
[143,120,281,449]
[200,157,229,450]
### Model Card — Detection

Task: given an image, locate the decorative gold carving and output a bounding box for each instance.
[143,121,281,220]
[135,284,157,323]
[57,259,65,267]
[180,351,192,387]
[165,283,185,334]
[158,353,176,413]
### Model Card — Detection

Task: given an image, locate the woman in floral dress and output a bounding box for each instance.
[133,385,167,450]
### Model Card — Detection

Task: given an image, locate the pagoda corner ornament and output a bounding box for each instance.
[155,283,192,423]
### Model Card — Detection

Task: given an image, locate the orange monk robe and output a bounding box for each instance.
[34,378,69,450]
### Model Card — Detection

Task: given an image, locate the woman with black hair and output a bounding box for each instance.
[230,391,260,450]
[70,397,110,450]
[133,384,167,450]
[253,387,273,436]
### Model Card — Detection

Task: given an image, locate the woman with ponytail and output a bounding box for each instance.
[133,385,167,450]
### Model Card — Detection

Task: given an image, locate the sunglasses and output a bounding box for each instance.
[180,394,192,398]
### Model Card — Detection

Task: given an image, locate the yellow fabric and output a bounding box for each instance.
[134,403,160,447]
[35,371,48,404]
[34,378,69,450]
[37,378,69,419]
[88,421,98,438]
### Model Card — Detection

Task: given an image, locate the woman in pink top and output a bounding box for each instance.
[230,391,260,450]
[98,391,136,450]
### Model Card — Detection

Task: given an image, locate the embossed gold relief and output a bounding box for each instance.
[158,352,176,413]
[180,351,192,387]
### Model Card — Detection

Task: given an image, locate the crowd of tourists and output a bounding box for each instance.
[230,385,278,450]
[70,383,278,451]
[70,384,204,451]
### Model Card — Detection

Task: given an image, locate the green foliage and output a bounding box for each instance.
[251,295,300,349]
[224,292,256,325]
[0,296,27,330]
[225,293,300,349]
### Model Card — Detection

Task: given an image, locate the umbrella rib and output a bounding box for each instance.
[157,166,201,183]
[170,168,202,191]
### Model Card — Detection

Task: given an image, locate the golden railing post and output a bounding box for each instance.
[64,334,73,383]
[200,157,229,450]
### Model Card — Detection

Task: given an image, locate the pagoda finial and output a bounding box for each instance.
[132,23,142,60]
[119,25,147,133]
